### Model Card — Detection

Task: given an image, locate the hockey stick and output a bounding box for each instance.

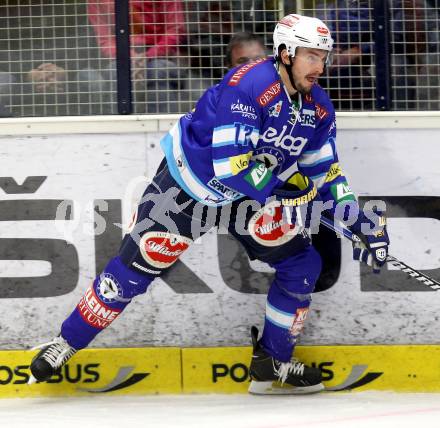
[319,216,440,290]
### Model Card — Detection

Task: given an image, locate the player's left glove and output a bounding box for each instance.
[349,209,389,273]
[272,172,320,231]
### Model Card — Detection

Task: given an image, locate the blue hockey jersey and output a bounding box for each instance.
[161,57,354,207]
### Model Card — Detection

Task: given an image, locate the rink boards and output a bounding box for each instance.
[0,123,440,351]
[1,345,440,397]
[0,114,440,398]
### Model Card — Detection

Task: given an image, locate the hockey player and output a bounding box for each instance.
[29,14,389,394]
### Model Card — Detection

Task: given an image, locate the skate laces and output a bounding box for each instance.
[31,337,76,368]
[274,359,305,384]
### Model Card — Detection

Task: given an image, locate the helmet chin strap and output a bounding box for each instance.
[283,56,298,92]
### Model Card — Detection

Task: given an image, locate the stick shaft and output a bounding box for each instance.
[319,216,440,290]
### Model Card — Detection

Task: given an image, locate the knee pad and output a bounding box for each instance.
[270,245,322,296]
[95,256,155,303]
[119,229,194,278]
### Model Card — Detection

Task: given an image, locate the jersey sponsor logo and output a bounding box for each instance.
[279,14,300,28]
[207,178,242,200]
[96,273,123,303]
[300,108,316,127]
[330,181,355,202]
[140,232,192,269]
[315,103,329,120]
[230,151,252,175]
[230,99,257,120]
[248,201,297,246]
[228,58,265,86]
[77,285,122,330]
[289,307,309,337]
[252,146,285,172]
[257,81,281,106]
[261,126,308,156]
[325,162,342,183]
[268,100,283,117]
[304,94,314,103]
[244,163,271,190]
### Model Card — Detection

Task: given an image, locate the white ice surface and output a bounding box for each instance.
[2,392,440,428]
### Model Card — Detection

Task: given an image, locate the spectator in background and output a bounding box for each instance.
[225,32,267,69]
[318,0,439,110]
[0,1,105,116]
[185,1,234,81]
[393,0,440,109]
[178,31,267,112]
[317,0,374,110]
[87,0,185,114]
[179,1,278,112]
[26,63,67,95]
[184,1,275,79]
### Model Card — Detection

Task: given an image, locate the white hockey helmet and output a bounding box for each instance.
[273,14,334,64]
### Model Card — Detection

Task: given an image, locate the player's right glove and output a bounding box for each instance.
[272,172,320,231]
[349,208,390,273]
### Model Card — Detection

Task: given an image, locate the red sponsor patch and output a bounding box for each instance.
[315,103,329,120]
[228,58,265,86]
[140,232,192,269]
[249,201,298,247]
[289,307,309,336]
[77,285,121,330]
[317,26,329,35]
[257,81,281,107]
[279,14,300,28]
[304,94,314,104]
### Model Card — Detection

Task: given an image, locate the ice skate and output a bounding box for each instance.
[28,336,77,384]
[248,326,324,395]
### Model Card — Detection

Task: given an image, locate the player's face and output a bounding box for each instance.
[290,47,328,94]
[231,42,266,68]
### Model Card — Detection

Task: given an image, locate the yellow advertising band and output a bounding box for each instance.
[1,345,438,398]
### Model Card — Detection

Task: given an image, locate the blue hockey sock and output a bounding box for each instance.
[260,246,321,362]
[61,256,154,349]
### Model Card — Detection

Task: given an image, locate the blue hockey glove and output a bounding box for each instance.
[272,172,320,231]
[349,208,390,273]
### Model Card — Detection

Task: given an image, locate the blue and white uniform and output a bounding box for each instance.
[60,58,356,363]
[161,57,353,207]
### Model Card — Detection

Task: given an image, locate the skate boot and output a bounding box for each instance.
[28,336,77,384]
[248,326,324,395]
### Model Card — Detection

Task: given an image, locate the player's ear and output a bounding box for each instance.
[280,49,290,66]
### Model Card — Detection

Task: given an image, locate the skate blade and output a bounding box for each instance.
[248,380,324,395]
[27,374,37,385]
